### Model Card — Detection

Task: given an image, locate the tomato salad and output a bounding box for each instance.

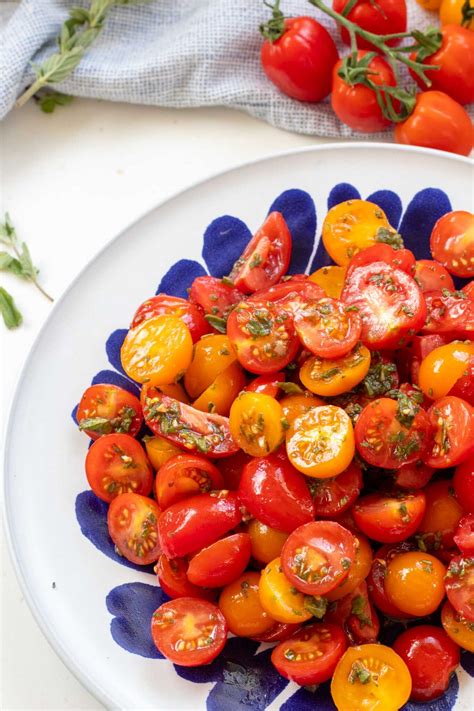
[77,201,474,709]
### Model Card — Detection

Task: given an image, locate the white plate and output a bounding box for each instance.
[4,143,474,710]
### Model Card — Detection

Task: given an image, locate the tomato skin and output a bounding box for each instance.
[440,0,474,31]
[151,598,227,666]
[184,334,237,398]
[155,556,216,601]
[238,452,314,533]
[418,479,464,554]
[310,461,363,518]
[419,341,474,401]
[326,582,380,644]
[189,276,244,320]
[445,555,474,621]
[463,281,474,299]
[187,533,252,588]
[143,434,182,470]
[353,491,426,543]
[393,460,434,489]
[107,493,161,565]
[130,294,211,342]
[261,17,339,102]
[229,392,284,457]
[347,245,415,278]
[414,259,455,292]
[331,52,396,133]
[258,556,314,624]
[385,551,447,616]
[251,622,301,643]
[430,210,474,278]
[248,275,325,308]
[454,455,474,512]
[158,491,242,558]
[216,449,252,490]
[85,433,153,503]
[454,514,474,554]
[294,298,362,359]
[394,91,474,156]
[309,265,346,299]
[154,454,224,510]
[333,0,407,50]
[424,396,474,468]
[367,542,417,618]
[77,384,143,440]
[247,519,288,564]
[271,623,347,686]
[325,534,373,603]
[423,290,474,338]
[219,571,275,637]
[245,372,285,398]
[441,599,474,652]
[393,625,460,702]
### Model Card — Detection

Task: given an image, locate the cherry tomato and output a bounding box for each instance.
[248,275,325,310]
[353,491,426,543]
[154,453,224,510]
[418,479,464,555]
[347,244,415,279]
[367,542,417,618]
[140,381,189,407]
[288,405,354,478]
[326,534,373,602]
[416,0,441,8]
[310,461,363,518]
[130,294,210,342]
[423,290,474,339]
[189,275,244,320]
[155,556,215,601]
[309,265,346,299]
[228,212,292,293]
[331,644,412,711]
[260,16,339,102]
[184,334,237,398]
[143,393,238,458]
[445,555,474,620]
[227,300,299,374]
[280,392,325,424]
[294,298,362,359]
[441,599,474,652]
[245,372,285,398]
[393,460,434,489]
[300,343,371,397]
[107,493,161,565]
[229,391,284,457]
[327,581,380,644]
[414,259,455,292]
[158,491,241,558]
[85,433,153,503]
[454,514,474,554]
[393,625,460,702]
[77,383,143,440]
[440,0,474,29]
[258,557,314,624]
[238,452,314,533]
[385,551,446,616]
[193,361,246,416]
[355,397,431,469]
[419,341,474,401]
[425,396,474,468]
[454,454,474,512]
[247,519,288,564]
[216,449,252,490]
[271,622,347,686]
[331,52,397,133]
[431,210,474,277]
[219,571,275,637]
[281,521,357,596]
[463,280,474,298]
[333,0,407,49]
[151,598,227,666]
[143,435,181,470]
[342,262,426,350]
[394,91,473,156]
[251,622,302,643]
[187,533,252,588]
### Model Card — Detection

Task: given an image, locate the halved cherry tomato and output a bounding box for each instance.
[158,491,241,558]
[85,433,153,503]
[393,460,434,489]
[248,275,325,309]
[280,392,325,424]
[445,555,474,621]
[192,361,246,416]
[216,449,252,490]
[414,259,455,292]
[353,491,426,543]
[309,265,346,299]
[454,454,474,512]
[419,341,474,401]
[238,452,314,533]
[347,244,415,278]
[130,294,211,342]
[333,0,407,49]
[151,598,227,666]
[227,300,299,374]
[393,625,460,702]
[431,210,474,278]
[77,383,142,440]
[281,521,357,596]
[143,393,238,458]
[463,281,474,299]
[300,344,371,397]
[245,372,285,398]
[286,405,355,478]
[143,435,181,470]
[187,533,252,588]
[294,298,362,359]
[229,392,284,457]
[247,519,289,564]
[401,333,449,386]
[310,461,363,518]
[251,622,301,643]
[424,396,474,468]
[140,382,189,408]
[272,622,347,686]
[342,262,426,349]
[449,357,474,405]
[326,582,380,644]
[418,479,464,553]
[228,212,292,293]
[154,453,224,510]
[325,534,373,603]
[219,571,275,637]
[441,599,474,652]
[189,275,244,319]
[423,290,474,338]
[331,644,412,711]
[385,551,446,616]
[107,493,161,565]
[454,514,474,554]
[155,556,215,601]
[367,542,417,618]
[258,557,314,624]
[184,334,237,399]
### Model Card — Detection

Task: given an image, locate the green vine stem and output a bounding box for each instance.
[260,0,287,42]
[461,0,474,27]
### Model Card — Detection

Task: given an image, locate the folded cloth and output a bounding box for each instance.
[1,0,470,136]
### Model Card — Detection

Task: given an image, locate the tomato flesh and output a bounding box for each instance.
[445,555,474,621]
[77,384,143,440]
[107,493,161,565]
[131,294,211,342]
[310,461,363,518]
[353,491,426,543]
[154,453,224,510]
[294,297,362,359]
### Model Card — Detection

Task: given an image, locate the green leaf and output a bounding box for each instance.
[0,287,22,329]
[37,91,74,113]
[18,243,38,280]
[303,595,328,618]
[35,47,85,84]
[204,314,227,333]
[0,252,24,276]
[277,382,304,395]
[78,417,113,434]
[0,213,16,246]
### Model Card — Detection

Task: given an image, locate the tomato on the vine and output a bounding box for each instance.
[86,433,153,502]
[333,0,407,49]
[77,383,143,440]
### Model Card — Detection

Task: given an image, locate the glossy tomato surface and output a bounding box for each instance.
[107,493,161,565]
[187,533,252,588]
[77,383,143,440]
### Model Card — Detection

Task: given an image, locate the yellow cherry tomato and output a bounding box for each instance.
[121,315,193,386]
[143,435,181,470]
[309,265,346,298]
[286,405,355,478]
[416,0,442,9]
[193,362,246,416]
[385,551,446,617]
[259,557,314,624]
[441,600,474,652]
[322,200,398,266]
[247,519,289,564]
[440,0,474,29]
[280,392,325,426]
[326,534,373,602]
[219,571,275,637]
[184,334,237,398]
[300,344,371,397]
[419,341,474,400]
[331,644,412,711]
[140,382,189,407]
[229,391,284,457]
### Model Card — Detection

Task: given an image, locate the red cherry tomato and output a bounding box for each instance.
[327,581,380,645]
[347,245,415,278]
[353,491,426,543]
[393,625,460,702]
[430,210,474,279]
[189,275,244,319]
[271,622,347,686]
[423,290,474,339]
[228,212,292,293]
[130,294,211,342]
[281,521,357,596]
[333,0,407,50]
[454,455,474,512]
[216,449,253,490]
[158,491,242,558]
[414,260,455,293]
[251,622,302,643]
[367,542,417,618]
[424,396,474,468]
[77,383,142,440]
[155,556,215,601]
[85,433,153,503]
[393,460,434,490]
[248,275,325,311]
[238,452,315,533]
[154,454,224,510]
[151,598,227,666]
[260,16,339,102]
[294,297,362,359]
[341,262,426,349]
[445,555,474,621]
[187,533,252,588]
[394,91,473,157]
[454,514,474,555]
[107,493,161,565]
[245,372,285,398]
[310,461,363,518]
[463,281,474,299]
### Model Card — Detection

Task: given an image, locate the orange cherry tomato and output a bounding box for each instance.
[154,453,224,510]
[430,210,474,277]
[385,551,446,616]
[300,344,371,397]
[416,0,442,9]
[280,392,325,425]
[309,265,346,298]
[258,557,314,624]
[419,341,474,400]
[143,435,181,470]
[326,534,373,602]
[247,519,289,564]
[418,479,464,552]
[219,571,275,637]
[441,599,474,652]
[141,382,189,408]
[192,361,245,416]
[184,334,237,399]
[229,391,284,457]
[440,0,474,29]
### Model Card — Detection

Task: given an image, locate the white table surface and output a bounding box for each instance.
[0,95,344,710]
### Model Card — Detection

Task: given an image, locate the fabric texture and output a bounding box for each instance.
[1,0,471,136]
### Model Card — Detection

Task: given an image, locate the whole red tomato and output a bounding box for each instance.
[333,0,407,50]
[331,52,396,132]
[394,91,473,156]
[410,25,474,106]
[260,16,339,102]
